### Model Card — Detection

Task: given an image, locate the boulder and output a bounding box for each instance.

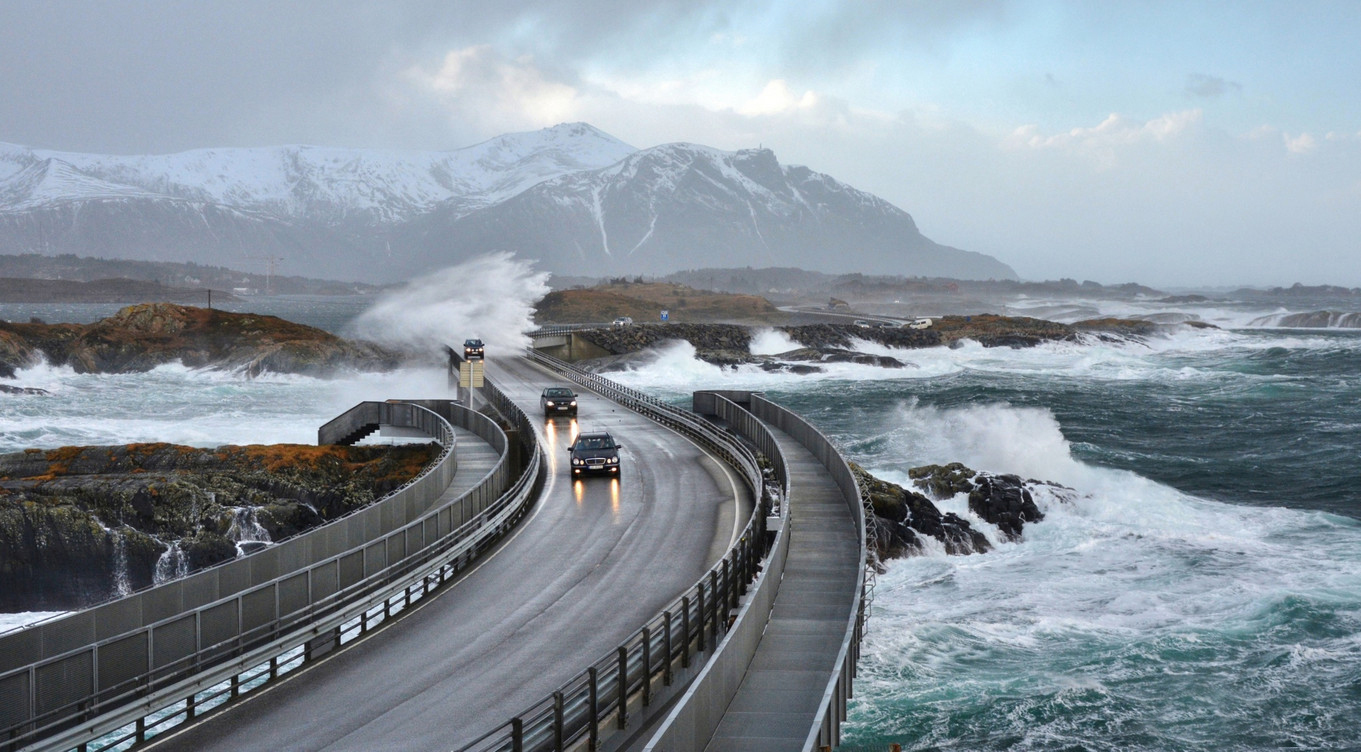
[967,474,1044,541]
[850,462,991,559]
[909,462,979,498]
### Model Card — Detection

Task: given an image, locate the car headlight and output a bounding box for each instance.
[572,458,582,465]
[608,456,618,464]
[545,401,554,407]
[569,401,576,406]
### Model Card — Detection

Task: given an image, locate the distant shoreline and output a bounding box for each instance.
[0,277,238,305]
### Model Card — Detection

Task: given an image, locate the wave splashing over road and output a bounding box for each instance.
[351,252,549,355]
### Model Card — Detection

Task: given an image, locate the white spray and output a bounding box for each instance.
[348,251,550,355]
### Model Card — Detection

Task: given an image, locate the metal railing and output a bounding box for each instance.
[455,352,784,752]
[527,323,613,337]
[524,338,872,751]
[2,397,544,752]
[745,393,870,752]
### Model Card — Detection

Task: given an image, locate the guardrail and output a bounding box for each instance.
[746,393,870,751]
[454,351,785,752]
[528,323,613,337]
[639,390,792,751]
[1,397,544,752]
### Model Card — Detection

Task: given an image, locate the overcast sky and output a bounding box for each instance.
[2,0,1358,287]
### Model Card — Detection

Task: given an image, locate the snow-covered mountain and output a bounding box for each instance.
[401,143,1015,279]
[0,123,1016,282]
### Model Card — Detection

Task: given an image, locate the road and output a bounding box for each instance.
[149,356,751,751]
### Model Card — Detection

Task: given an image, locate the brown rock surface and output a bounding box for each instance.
[0,302,400,378]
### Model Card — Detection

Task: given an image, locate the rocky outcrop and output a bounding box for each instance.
[565,316,1158,374]
[849,461,1069,565]
[1247,310,1361,328]
[0,302,401,378]
[0,441,436,611]
[0,384,47,395]
[909,463,1048,542]
[850,462,990,559]
[577,323,753,364]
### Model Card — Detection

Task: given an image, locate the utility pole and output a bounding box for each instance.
[245,256,284,295]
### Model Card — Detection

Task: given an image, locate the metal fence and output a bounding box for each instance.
[1,397,543,752]
[745,393,870,752]
[452,353,786,752]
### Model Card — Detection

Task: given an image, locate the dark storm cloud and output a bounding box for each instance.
[0,0,721,153]
[0,0,1010,154]
[1185,73,1243,99]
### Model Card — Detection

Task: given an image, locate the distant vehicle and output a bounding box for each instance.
[853,319,873,328]
[568,431,622,478]
[612,316,634,327]
[463,338,484,360]
[906,318,933,330]
[540,387,578,417]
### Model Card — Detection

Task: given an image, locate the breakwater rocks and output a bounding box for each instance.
[0,441,436,611]
[572,315,1158,371]
[853,461,1063,564]
[0,302,401,379]
[1248,310,1361,328]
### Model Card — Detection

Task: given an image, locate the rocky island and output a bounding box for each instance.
[0,302,400,380]
[565,315,1165,373]
[0,441,437,611]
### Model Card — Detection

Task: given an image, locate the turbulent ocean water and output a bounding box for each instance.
[4,295,1361,749]
[607,323,1361,751]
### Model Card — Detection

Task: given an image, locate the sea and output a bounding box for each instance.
[4,291,1360,750]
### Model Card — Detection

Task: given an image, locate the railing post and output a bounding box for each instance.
[681,597,692,667]
[553,691,565,751]
[616,646,628,729]
[723,557,733,611]
[696,584,706,653]
[588,667,599,750]
[641,626,652,707]
[663,611,674,685]
[709,571,720,643]
[511,717,523,752]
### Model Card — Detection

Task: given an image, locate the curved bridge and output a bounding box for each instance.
[1,342,870,752]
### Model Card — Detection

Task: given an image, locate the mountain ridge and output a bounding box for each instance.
[0,124,1017,282]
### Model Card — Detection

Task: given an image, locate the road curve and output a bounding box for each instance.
[149,356,751,752]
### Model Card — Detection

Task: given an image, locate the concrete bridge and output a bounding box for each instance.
[0,336,870,752]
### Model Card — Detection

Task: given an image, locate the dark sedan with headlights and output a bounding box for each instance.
[539,387,578,417]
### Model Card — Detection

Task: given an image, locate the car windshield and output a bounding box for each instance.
[544,388,573,397]
[576,437,612,450]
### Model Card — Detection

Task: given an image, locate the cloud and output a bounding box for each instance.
[405,46,581,133]
[1002,110,1203,168]
[737,80,820,116]
[1247,125,1323,154]
[1185,73,1242,99]
[1284,132,1317,154]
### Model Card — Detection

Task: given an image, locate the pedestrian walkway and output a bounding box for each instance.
[703,421,863,752]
